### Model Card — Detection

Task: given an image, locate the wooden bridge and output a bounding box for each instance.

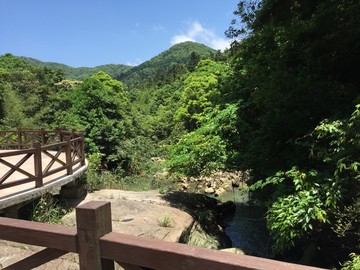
[0,129,87,216]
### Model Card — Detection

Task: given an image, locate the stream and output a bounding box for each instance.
[220,191,272,258]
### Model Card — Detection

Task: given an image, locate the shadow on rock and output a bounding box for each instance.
[161,191,235,248]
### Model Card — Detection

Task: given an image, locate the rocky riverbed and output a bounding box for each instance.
[176,170,250,197]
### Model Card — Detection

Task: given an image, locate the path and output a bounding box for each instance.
[0,150,87,210]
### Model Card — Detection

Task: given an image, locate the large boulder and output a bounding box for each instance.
[0,189,234,269]
[62,190,194,243]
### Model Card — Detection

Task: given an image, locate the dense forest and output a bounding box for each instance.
[1,0,359,268]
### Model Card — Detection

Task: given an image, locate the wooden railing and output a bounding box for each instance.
[0,129,85,190]
[0,201,327,270]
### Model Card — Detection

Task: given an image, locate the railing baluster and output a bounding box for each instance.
[80,132,85,166]
[41,128,46,144]
[33,142,43,188]
[0,128,86,191]
[65,138,73,175]
[17,128,22,149]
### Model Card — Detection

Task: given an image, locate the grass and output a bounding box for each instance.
[31,193,71,224]
[158,213,174,227]
[84,152,178,193]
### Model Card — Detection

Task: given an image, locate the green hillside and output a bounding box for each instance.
[21,57,132,81]
[117,41,217,88]
[21,41,216,86]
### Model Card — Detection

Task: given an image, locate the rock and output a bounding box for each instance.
[162,191,232,249]
[185,222,224,249]
[223,184,232,192]
[204,187,215,194]
[215,187,227,197]
[62,190,193,243]
[0,240,79,269]
[181,183,189,190]
[221,247,246,255]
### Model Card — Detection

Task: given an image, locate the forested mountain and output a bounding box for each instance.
[117,41,218,88]
[1,1,360,268]
[21,41,218,88]
[22,56,132,81]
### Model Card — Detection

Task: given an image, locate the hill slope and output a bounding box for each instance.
[21,57,132,81]
[20,41,216,85]
[118,41,217,88]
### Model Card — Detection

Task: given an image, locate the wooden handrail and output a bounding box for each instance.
[0,201,327,270]
[0,128,82,149]
[0,129,86,190]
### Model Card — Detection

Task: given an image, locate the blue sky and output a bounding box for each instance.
[0,1,239,67]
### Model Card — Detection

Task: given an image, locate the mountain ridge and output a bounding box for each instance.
[19,41,217,84]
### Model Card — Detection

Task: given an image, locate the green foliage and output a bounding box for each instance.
[51,71,140,171]
[263,168,329,253]
[118,41,217,89]
[341,253,360,270]
[165,60,236,178]
[249,104,360,261]
[0,83,33,128]
[187,51,201,72]
[0,54,64,129]
[167,125,227,177]
[85,152,124,192]
[174,59,232,131]
[22,56,132,81]
[158,213,174,227]
[225,0,360,176]
[31,194,69,224]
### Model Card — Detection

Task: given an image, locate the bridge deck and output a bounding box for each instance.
[0,150,87,210]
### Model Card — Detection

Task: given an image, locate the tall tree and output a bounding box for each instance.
[52,71,136,169]
[174,59,232,131]
[226,0,360,175]
[224,0,360,267]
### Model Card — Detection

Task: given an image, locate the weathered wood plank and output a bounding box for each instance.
[2,248,68,270]
[117,262,151,270]
[100,232,326,270]
[0,177,35,189]
[0,149,35,157]
[33,142,43,188]
[0,217,77,252]
[0,154,34,182]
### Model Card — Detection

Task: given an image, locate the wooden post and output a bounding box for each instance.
[33,142,43,188]
[72,129,76,140]
[79,132,85,166]
[57,128,64,142]
[17,128,22,149]
[65,138,73,175]
[40,128,46,145]
[76,201,114,270]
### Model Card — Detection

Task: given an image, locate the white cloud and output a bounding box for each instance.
[171,34,195,44]
[171,20,230,51]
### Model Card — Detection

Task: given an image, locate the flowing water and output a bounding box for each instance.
[220,191,272,258]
